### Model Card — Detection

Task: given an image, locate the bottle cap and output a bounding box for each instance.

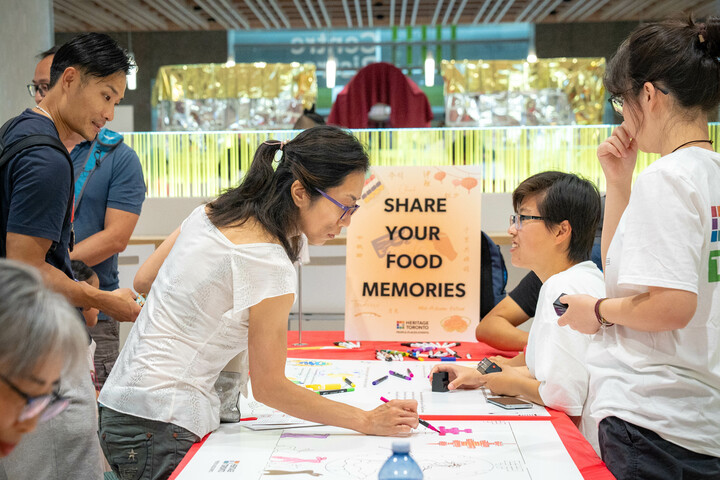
[391,441,410,454]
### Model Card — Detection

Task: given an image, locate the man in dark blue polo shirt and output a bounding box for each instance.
[32,46,146,389]
[0,33,140,480]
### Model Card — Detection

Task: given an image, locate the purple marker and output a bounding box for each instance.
[389,370,412,381]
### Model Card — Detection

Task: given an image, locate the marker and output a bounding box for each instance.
[372,375,388,385]
[379,397,439,433]
[344,377,355,388]
[318,387,355,395]
[305,384,343,391]
[440,356,457,362]
[406,368,414,378]
[466,353,472,359]
[389,370,412,380]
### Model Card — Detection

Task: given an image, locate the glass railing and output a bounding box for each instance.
[124,124,719,197]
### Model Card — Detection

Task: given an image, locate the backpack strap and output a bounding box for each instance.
[0,117,75,254]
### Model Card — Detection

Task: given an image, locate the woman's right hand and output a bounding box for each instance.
[364,399,419,436]
[597,122,638,186]
[429,364,484,390]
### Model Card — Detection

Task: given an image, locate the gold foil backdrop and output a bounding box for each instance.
[123,124,720,198]
[441,58,606,126]
[152,62,317,131]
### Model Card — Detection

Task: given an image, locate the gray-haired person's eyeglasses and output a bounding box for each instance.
[315,188,360,221]
[0,373,68,423]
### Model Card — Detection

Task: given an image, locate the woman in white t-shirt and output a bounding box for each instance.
[559,16,720,479]
[431,171,605,452]
[97,126,419,480]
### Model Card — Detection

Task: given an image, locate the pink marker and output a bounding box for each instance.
[379,397,439,433]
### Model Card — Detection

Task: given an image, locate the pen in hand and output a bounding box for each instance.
[379,396,440,433]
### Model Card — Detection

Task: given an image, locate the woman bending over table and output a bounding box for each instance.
[98,126,419,480]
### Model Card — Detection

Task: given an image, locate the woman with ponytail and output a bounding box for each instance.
[558,15,720,479]
[98,126,419,480]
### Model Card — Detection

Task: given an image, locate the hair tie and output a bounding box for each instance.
[698,24,707,44]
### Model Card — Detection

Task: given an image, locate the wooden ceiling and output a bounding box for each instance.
[53,0,717,32]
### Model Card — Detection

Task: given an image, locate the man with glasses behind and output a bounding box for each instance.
[0,259,86,458]
[27,46,56,106]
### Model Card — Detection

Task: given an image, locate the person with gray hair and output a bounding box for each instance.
[0,259,86,458]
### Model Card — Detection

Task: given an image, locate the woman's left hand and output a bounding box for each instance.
[557,294,600,334]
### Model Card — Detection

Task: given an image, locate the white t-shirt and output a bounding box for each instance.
[588,147,720,457]
[99,206,296,437]
[526,261,605,453]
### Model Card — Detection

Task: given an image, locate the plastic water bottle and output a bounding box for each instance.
[378,441,423,480]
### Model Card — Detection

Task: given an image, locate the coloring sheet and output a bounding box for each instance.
[176,421,582,479]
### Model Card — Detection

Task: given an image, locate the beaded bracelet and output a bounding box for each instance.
[594,298,614,327]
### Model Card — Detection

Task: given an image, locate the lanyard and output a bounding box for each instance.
[73,129,123,210]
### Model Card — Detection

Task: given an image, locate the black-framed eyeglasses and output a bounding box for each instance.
[26,83,50,98]
[0,373,68,423]
[509,214,546,230]
[608,83,669,117]
[315,188,360,221]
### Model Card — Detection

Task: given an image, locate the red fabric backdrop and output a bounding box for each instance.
[328,62,433,128]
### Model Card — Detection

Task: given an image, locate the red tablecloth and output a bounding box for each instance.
[171,331,614,480]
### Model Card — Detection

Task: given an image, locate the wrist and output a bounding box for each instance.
[76,279,99,309]
[594,298,614,328]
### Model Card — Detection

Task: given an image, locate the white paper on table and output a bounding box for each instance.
[282,359,549,417]
[176,420,585,479]
[242,413,320,431]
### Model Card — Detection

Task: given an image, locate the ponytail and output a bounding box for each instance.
[207,125,369,261]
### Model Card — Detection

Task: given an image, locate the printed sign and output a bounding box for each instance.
[345,166,482,340]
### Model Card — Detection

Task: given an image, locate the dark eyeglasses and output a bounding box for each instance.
[315,188,360,221]
[27,83,50,98]
[0,373,68,423]
[608,83,669,117]
[509,214,546,230]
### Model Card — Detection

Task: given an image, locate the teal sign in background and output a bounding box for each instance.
[229,24,533,87]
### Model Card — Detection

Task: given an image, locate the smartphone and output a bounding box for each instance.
[487,396,534,410]
[553,293,569,316]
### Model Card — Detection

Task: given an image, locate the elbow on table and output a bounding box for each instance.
[250,377,284,407]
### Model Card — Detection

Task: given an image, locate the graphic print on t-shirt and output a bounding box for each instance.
[710,206,720,282]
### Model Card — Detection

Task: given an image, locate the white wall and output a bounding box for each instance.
[0,0,53,122]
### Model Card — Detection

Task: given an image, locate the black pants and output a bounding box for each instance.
[599,416,720,480]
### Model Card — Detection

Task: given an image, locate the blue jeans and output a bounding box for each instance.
[98,407,200,480]
[599,416,720,480]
